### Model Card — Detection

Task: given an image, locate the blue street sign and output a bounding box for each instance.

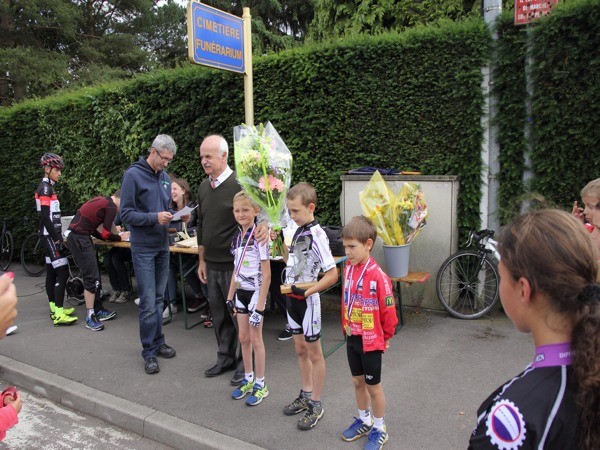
[187,2,245,74]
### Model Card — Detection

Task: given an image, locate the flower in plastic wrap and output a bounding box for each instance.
[359,171,427,246]
[233,122,292,255]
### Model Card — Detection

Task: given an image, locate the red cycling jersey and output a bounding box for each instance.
[341,257,398,352]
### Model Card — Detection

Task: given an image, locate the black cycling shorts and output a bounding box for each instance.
[346,335,383,385]
[41,235,68,268]
[234,289,256,314]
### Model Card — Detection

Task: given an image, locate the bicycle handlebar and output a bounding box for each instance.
[466,229,496,247]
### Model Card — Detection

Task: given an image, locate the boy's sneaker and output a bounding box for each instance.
[232,379,255,400]
[114,291,130,304]
[342,417,373,441]
[85,314,104,331]
[283,393,309,415]
[364,427,389,450]
[108,291,121,303]
[278,324,293,341]
[95,308,117,322]
[246,384,269,406]
[297,402,324,430]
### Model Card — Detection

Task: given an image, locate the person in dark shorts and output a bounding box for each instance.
[338,216,398,450]
[35,153,77,326]
[66,191,122,331]
[279,182,338,431]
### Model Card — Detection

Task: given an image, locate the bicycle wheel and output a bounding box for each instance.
[21,234,46,277]
[0,231,13,271]
[436,250,499,319]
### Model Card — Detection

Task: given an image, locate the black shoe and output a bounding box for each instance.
[205,363,235,378]
[278,326,293,341]
[145,357,159,375]
[187,297,208,313]
[230,370,244,386]
[158,344,176,359]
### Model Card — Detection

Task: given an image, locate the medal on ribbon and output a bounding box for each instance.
[233,224,256,292]
[344,259,370,337]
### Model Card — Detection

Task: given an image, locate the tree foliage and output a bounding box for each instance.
[309,0,481,40]
[202,0,314,53]
[0,0,186,105]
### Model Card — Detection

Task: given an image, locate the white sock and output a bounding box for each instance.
[255,377,265,387]
[373,416,386,431]
[245,372,254,383]
[87,308,94,319]
[359,408,372,425]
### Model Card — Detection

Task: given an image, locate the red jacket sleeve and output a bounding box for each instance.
[377,271,398,341]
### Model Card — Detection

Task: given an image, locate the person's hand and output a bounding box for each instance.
[157,211,173,225]
[198,259,207,284]
[181,214,191,224]
[269,228,280,241]
[0,273,17,339]
[119,231,130,241]
[288,285,306,300]
[226,299,236,316]
[255,222,270,245]
[385,339,391,350]
[5,391,22,415]
[249,309,264,327]
[572,201,584,223]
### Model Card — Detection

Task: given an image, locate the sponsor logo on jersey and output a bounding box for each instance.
[485,399,526,450]
[369,280,377,296]
[385,295,394,307]
[362,313,374,330]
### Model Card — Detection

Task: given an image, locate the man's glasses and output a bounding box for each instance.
[154,148,173,162]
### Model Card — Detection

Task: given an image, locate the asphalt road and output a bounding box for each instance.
[0,264,533,449]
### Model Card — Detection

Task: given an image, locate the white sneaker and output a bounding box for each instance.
[114,291,130,304]
[108,291,121,303]
[6,325,17,336]
[134,297,140,306]
[162,304,177,319]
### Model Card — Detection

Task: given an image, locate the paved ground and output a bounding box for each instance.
[0,385,172,449]
[0,264,533,449]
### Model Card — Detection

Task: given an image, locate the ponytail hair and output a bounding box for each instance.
[498,209,600,449]
[572,286,600,450]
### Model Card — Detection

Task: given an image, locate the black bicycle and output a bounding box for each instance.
[435,229,500,319]
[21,232,46,277]
[0,218,14,271]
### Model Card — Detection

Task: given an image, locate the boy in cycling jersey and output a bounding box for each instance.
[36,153,77,326]
[279,182,338,431]
[339,216,398,450]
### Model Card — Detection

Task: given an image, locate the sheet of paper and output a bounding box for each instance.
[171,204,197,221]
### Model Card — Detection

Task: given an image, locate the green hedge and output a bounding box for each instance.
[529,0,600,205]
[494,0,600,220]
[0,19,490,245]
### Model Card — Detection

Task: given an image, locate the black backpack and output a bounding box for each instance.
[322,226,345,257]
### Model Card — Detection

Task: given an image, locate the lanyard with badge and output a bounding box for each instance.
[234,223,256,289]
[344,260,370,336]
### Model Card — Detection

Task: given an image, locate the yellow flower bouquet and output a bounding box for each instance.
[359,171,427,246]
